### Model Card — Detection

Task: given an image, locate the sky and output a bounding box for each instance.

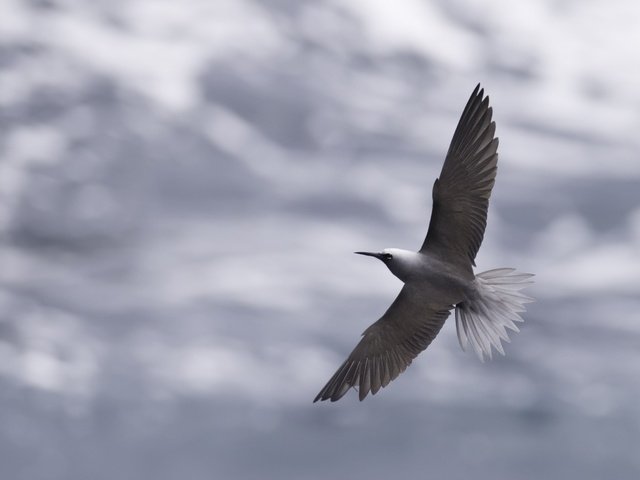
[0,1,640,479]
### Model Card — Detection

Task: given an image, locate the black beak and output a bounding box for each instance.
[354,251,384,260]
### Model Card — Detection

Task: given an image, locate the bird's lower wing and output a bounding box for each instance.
[314,284,452,402]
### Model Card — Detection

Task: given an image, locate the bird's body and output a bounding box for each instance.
[314,84,534,403]
[382,248,472,299]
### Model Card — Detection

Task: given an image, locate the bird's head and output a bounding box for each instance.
[354,248,415,282]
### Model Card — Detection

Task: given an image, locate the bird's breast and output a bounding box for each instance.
[404,253,473,303]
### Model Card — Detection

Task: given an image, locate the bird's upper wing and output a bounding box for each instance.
[314,284,452,402]
[420,84,499,268]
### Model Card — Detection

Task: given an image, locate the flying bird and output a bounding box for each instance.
[314,84,534,403]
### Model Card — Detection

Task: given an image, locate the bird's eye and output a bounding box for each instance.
[382,253,393,260]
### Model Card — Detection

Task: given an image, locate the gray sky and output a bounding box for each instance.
[1,1,639,479]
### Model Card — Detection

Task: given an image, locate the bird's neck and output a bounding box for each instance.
[386,249,423,283]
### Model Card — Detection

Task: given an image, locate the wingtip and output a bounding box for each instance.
[473,83,491,103]
[313,389,328,403]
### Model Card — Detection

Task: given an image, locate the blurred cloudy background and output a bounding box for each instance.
[1,0,640,478]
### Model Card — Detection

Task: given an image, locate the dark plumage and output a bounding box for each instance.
[314,85,533,403]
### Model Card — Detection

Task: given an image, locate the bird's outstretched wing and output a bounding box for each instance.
[314,285,452,402]
[420,84,499,269]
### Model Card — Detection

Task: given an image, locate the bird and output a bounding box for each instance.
[314,84,534,403]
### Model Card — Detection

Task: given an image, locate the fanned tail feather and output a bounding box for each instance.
[455,268,534,361]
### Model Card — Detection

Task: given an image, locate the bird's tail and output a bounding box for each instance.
[455,268,534,361]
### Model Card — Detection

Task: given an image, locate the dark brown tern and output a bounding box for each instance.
[314,84,534,403]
